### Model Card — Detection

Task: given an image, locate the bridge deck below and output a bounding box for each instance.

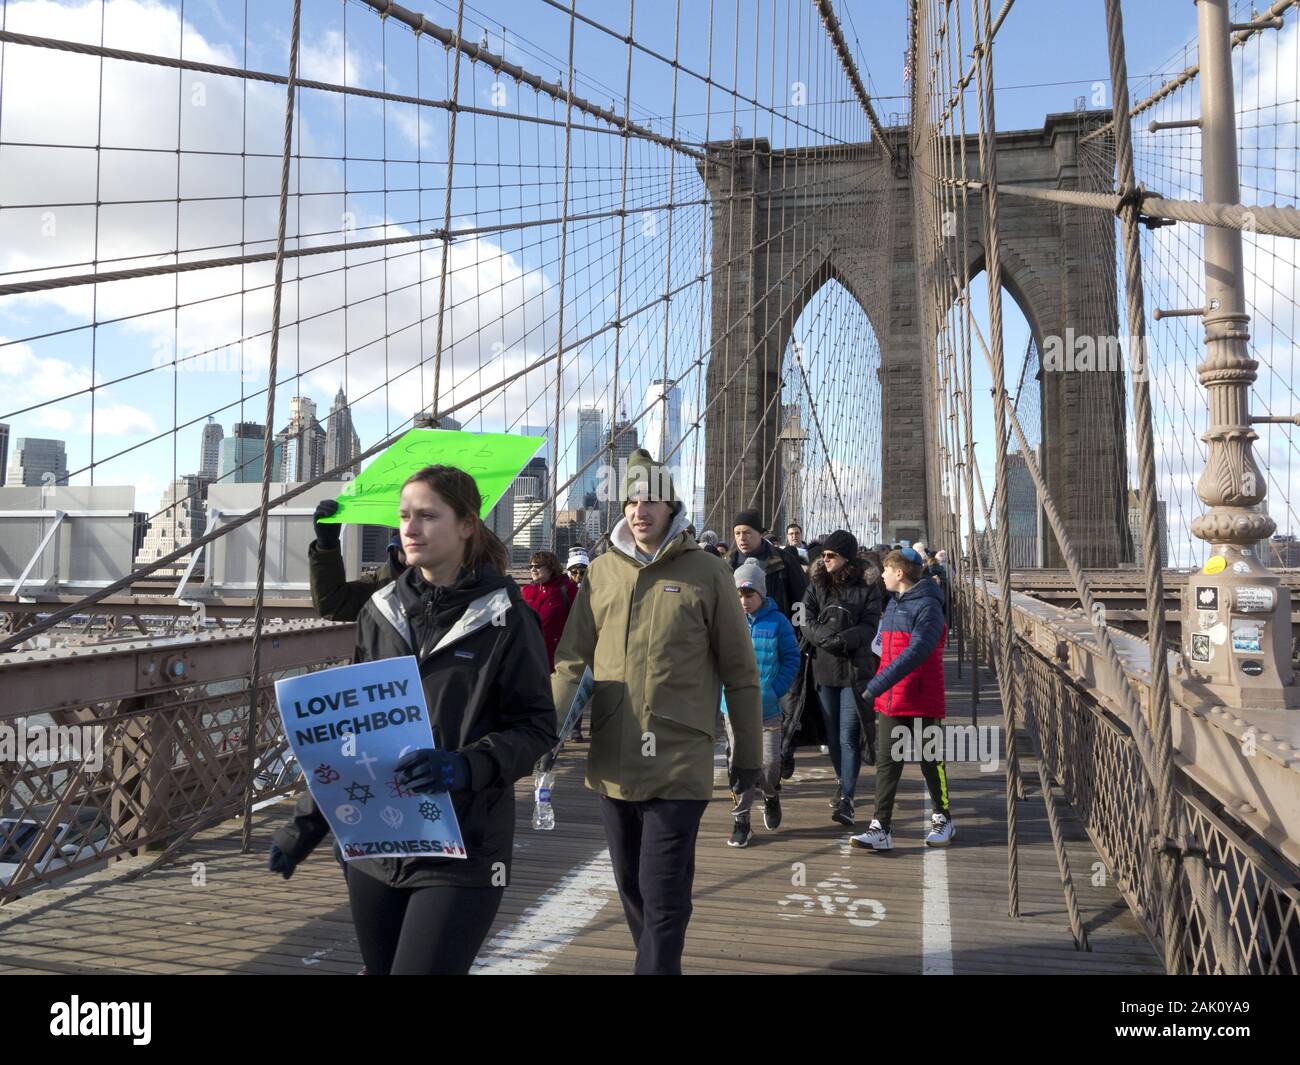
[0,650,1160,975]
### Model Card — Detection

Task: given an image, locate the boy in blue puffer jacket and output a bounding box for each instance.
[723,560,800,847]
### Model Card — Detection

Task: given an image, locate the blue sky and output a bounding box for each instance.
[0,0,1293,564]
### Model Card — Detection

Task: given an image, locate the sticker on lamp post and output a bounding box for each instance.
[1230,620,1263,655]
[1233,586,1276,613]
[1190,632,1211,663]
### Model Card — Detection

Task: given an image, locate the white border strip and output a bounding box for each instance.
[471,848,616,974]
[922,783,954,975]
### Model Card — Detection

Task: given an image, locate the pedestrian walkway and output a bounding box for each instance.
[0,647,1160,975]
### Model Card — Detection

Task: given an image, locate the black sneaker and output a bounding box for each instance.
[828,785,842,809]
[831,795,855,827]
[728,817,753,848]
[780,750,796,780]
[763,795,782,831]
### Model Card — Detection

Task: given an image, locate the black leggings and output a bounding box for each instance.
[345,867,504,975]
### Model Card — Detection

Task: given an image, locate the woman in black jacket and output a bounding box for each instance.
[268,464,558,975]
[800,530,882,828]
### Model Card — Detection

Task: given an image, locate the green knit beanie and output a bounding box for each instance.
[621,448,682,514]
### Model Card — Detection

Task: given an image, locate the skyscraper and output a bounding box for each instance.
[1006,449,1039,568]
[642,379,682,465]
[219,422,281,484]
[485,478,517,547]
[135,475,208,576]
[518,422,552,472]
[511,490,551,567]
[6,437,68,486]
[603,414,639,530]
[0,423,9,487]
[200,416,223,480]
[570,406,604,509]
[324,387,362,478]
[276,396,326,483]
[1127,489,1169,569]
[515,456,548,500]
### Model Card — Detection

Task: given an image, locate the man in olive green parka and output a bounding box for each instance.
[551,449,763,975]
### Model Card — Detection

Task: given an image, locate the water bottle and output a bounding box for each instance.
[532,768,555,830]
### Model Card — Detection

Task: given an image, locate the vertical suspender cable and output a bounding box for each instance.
[243,0,300,853]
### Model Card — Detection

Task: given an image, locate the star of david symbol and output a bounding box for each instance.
[346,781,374,805]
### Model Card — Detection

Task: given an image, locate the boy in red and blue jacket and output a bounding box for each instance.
[851,547,954,851]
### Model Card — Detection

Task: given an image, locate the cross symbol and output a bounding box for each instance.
[356,751,379,780]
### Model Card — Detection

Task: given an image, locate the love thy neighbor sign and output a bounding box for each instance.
[274,657,466,861]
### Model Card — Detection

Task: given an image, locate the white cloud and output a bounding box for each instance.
[0,0,563,482]
[0,337,94,399]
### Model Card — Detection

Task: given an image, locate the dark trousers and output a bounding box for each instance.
[345,867,503,975]
[873,712,950,833]
[599,795,709,975]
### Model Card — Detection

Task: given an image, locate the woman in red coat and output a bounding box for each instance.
[521,550,578,673]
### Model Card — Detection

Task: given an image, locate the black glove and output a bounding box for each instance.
[268,842,298,880]
[733,766,764,794]
[313,498,341,550]
[394,748,471,793]
[823,633,847,656]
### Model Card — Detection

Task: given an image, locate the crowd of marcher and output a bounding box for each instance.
[273,449,955,975]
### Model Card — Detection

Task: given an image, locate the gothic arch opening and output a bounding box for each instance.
[964,270,1045,567]
[778,275,883,542]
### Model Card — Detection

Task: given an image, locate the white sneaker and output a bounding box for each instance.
[850,820,892,851]
[926,812,955,847]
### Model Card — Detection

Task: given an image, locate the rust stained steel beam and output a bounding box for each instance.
[0,619,353,718]
[0,595,320,619]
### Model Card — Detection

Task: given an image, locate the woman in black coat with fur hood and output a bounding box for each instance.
[799,530,882,827]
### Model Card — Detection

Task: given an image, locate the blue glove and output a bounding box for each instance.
[394,748,471,793]
[268,843,298,880]
[313,498,341,550]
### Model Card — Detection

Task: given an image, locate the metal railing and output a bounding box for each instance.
[963,581,1300,974]
[0,620,352,903]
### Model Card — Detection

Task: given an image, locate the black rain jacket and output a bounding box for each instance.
[272,562,558,888]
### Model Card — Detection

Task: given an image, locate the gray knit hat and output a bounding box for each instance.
[734,559,767,598]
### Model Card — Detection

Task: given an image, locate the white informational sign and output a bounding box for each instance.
[1233,586,1276,613]
[275,657,466,861]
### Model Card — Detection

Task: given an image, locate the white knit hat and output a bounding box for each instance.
[566,547,591,569]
